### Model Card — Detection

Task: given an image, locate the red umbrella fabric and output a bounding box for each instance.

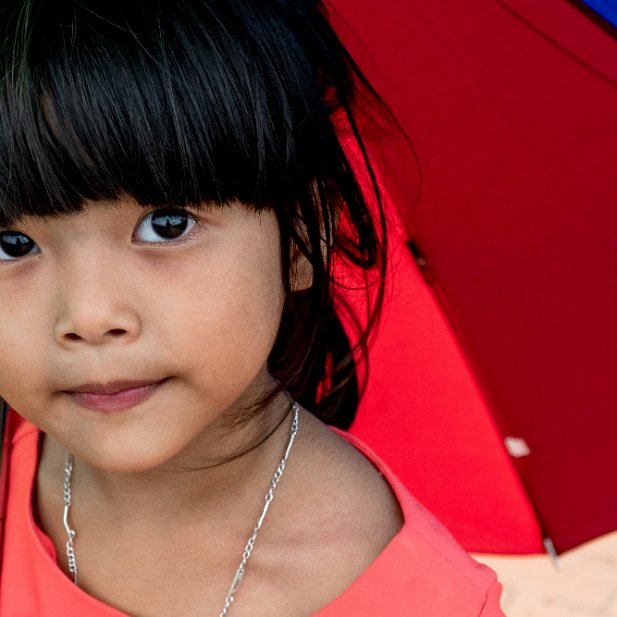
[331,0,617,555]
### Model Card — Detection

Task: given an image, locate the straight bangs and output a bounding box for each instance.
[0,0,345,226]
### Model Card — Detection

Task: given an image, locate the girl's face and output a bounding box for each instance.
[0,199,287,472]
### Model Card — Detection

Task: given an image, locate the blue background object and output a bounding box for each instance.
[580,0,617,26]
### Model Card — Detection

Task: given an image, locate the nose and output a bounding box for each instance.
[54,258,141,347]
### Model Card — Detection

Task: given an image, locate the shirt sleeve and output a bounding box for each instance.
[479,580,506,616]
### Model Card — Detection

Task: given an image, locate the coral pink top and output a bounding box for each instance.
[0,413,504,615]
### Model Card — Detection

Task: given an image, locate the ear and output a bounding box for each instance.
[290,232,315,292]
[290,190,337,291]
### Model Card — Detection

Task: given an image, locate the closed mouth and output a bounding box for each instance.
[63,378,168,412]
[66,379,167,395]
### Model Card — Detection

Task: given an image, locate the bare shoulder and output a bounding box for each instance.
[263,407,404,612]
[296,408,404,542]
[299,412,403,528]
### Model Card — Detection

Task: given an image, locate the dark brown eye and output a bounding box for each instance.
[134,209,196,242]
[0,231,37,259]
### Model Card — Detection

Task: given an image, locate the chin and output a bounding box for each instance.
[76,434,187,474]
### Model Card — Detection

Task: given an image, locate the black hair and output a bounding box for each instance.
[0,0,390,427]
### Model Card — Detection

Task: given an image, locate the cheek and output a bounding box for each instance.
[195,268,284,370]
[0,310,52,419]
[168,245,285,392]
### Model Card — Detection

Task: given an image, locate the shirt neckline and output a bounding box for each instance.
[18,419,410,616]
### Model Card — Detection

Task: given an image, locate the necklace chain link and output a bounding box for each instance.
[62,453,78,583]
[62,401,300,616]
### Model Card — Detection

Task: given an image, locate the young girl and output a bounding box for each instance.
[0,1,504,615]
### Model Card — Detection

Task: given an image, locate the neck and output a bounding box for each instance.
[39,392,296,526]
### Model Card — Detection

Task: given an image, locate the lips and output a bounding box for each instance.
[64,379,167,412]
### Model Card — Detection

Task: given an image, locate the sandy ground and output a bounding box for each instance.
[473,531,617,616]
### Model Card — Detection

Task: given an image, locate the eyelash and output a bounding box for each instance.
[133,209,199,244]
[0,208,201,262]
[0,231,39,261]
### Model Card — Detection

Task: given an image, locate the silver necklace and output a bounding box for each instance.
[63,402,300,616]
